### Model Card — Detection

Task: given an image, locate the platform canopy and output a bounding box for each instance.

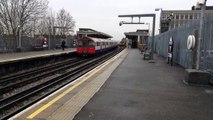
[77,28,112,39]
[124,29,149,37]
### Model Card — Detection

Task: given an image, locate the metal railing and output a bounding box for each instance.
[0,35,75,52]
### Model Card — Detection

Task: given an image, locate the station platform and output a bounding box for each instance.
[74,49,213,120]
[10,49,213,120]
[0,48,75,63]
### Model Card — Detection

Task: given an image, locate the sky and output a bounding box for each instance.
[48,0,213,40]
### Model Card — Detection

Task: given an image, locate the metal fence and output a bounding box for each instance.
[202,15,213,79]
[0,35,17,52]
[0,35,75,52]
[0,36,34,52]
[149,14,213,79]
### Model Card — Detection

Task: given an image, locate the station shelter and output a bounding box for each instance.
[124,30,149,50]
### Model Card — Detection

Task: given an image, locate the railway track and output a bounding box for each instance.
[0,57,79,83]
[0,58,88,96]
[0,48,123,120]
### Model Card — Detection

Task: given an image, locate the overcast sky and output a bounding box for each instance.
[49,0,213,40]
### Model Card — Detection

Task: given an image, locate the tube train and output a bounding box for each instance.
[76,37,118,56]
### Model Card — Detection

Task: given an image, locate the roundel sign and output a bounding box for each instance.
[187,35,195,50]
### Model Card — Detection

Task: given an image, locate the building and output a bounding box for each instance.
[160,6,213,33]
[124,29,149,49]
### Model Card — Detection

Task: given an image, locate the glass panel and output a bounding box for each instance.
[77,40,88,47]
[190,15,193,19]
[88,41,95,46]
[181,15,184,19]
[194,15,197,19]
[185,15,188,19]
[176,15,179,19]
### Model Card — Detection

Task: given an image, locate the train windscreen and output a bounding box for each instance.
[78,40,95,47]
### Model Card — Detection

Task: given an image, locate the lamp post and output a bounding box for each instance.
[46,16,54,50]
[196,0,207,70]
[48,26,51,50]
[29,17,36,38]
[17,25,22,51]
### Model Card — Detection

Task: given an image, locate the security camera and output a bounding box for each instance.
[119,21,123,26]
[119,22,122,26]
[197,0,206,5]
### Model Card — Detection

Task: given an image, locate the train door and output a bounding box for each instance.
[95,39,102,53]
[100,39,103,52]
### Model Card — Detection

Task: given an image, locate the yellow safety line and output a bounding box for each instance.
[27,56,113,119]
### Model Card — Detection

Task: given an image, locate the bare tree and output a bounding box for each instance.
[28,8,55,37]
[56,8,75,35]
[46,10,56,35]
[0,0,48,37]
[37,20,47,35]
[42,9,55,36]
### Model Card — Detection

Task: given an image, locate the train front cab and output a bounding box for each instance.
[77,38,96,57]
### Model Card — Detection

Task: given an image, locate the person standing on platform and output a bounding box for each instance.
[61,40,66,51]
